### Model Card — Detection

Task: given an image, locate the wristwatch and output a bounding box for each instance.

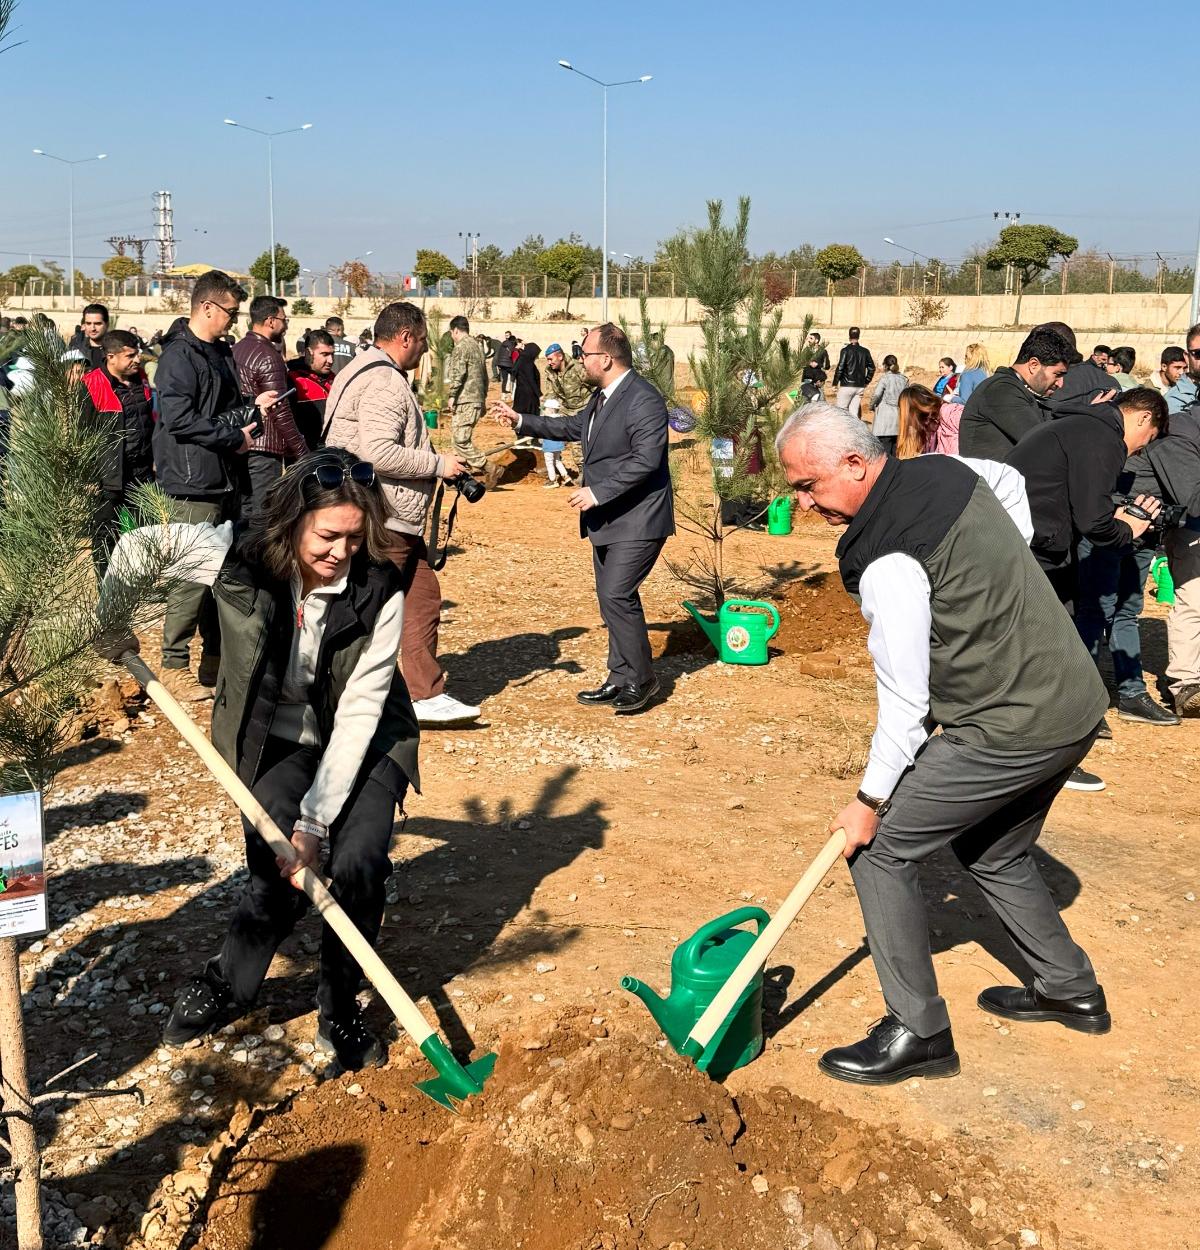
[856,790,892,819]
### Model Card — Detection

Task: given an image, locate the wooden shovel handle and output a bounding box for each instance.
[685,828,847,1052]
[122,654,436,1047]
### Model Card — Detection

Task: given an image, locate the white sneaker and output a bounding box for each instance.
[413,693,482,727]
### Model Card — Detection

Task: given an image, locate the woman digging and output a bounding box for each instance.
[98,448,419,1070]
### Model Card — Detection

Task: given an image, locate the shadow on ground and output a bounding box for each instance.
[763,843,1084,1040]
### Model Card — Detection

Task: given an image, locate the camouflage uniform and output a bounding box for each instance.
[445,332,490,470]
[543,355,596,415]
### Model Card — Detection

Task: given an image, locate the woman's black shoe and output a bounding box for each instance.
[818,1016,959,1085]
[977,984,1111,1033]
[162,973,233,1046]
[316,1010,383,1071]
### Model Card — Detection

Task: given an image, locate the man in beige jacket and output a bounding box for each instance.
[324,301,481,727]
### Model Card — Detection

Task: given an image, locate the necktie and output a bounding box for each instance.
[588,389,605,441]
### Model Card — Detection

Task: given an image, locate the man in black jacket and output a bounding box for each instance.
[69,303,109,371]
[959,327,1072,460]
[1117,402,1200,715]
[153,270,275,692]
[493,323,674,712]
[832,327,875,417]
[1007,388,1168,787]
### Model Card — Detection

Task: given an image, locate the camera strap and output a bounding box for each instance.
[425,481,460,571]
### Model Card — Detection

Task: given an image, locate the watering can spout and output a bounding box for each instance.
[681,600,719,649]
[620,976,684,1043]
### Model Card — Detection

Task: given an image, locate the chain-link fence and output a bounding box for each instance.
[2,255,1194,304]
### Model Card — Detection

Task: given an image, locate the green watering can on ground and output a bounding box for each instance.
[767,494,793,535]
[683,598,780,665]
[1152,553,1175,605]
[622,906,769,1079]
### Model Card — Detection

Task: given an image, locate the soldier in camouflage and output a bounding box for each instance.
[542,342,596,415]
[446,315,499,486]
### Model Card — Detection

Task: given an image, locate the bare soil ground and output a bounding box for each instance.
[11,404,1198,1250]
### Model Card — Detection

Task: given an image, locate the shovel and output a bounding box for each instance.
[120,653,496,1111]
[679,829,847,1067]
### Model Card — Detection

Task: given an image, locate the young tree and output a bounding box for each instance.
[334,259,374,298]
[0,319,175,1250]
[620,295,676,402]
[984,223,1078,325]
[814,243,865,321]
[101,255,142,284]
[665,198,809,607]
[413,249,458,306]
[536,241,590,313]
[249,243,301,291]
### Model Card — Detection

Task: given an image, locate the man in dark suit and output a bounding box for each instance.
[493,323,674,713]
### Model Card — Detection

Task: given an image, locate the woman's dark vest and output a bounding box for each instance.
[209,538,420,798]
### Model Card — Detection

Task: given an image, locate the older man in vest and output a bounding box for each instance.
[777,401,1110,1085]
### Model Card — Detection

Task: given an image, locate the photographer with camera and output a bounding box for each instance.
[324,301,481,728]
[1113,393,1200,717]
[1007,387,1171,785]
[154,270,281,698]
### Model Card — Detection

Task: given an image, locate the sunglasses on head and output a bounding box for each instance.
[306,461,376,489]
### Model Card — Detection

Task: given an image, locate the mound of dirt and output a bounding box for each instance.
[773,574,867,673]
[194,1015,1052,1250]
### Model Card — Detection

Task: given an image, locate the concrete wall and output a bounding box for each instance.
[10,295,1188,383]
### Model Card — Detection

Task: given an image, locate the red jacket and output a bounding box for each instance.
[231,330,307,460]
[286,361,333,451]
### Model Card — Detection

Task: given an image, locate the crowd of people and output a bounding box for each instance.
[818,320,1200,797]
[1,284,1196,1085]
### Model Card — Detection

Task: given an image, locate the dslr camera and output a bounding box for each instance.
[446,472,486,503]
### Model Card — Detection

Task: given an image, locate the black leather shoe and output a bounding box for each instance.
[977,984,1111,1034]
[577,682,621,706]
[162,969,234,1046]
[1118,692,1179,726]
[817,1016,959,1085]
[613,678,661,715]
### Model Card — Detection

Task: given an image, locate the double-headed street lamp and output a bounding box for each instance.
[557,60,651,321]
[223,118,312,295]
[32,148,107,301]
[883,236,935,293]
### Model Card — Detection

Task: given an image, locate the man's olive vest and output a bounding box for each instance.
[837,456,1107,750]
[209,542,420,798]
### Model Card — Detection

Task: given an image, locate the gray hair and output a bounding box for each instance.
[775,400,885,469]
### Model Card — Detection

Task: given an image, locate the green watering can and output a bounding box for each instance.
[767,494,793,535]
[424,409,438,429]
[622,906,769,1079]
[683,598,780,665]
[1152,553,1175,605]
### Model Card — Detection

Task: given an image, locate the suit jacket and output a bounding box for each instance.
[520,369,674,544]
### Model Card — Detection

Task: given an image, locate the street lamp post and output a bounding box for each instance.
[223,119,312,295]
[883,237,934,294]
[32,149,107,301]
[558,60,651,321]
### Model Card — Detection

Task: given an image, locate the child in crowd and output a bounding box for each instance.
[539,397,572,488]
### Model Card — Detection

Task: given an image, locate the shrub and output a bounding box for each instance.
[762,269,791,308]
[905,295,948,326]
[291,296,314,316]
[514,299,534,319]
[545,308,572,321]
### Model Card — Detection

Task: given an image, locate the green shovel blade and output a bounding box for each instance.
[414,1035,498,1112]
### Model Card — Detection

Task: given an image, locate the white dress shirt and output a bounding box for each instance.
[108,522,405,832]
[858,457,1033,799]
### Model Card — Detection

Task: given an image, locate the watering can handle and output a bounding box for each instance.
[683,829,847,1056]
[723,598,781,642]
[677,906,770,967]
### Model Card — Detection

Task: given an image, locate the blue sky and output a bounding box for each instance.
[2,0,1194,278]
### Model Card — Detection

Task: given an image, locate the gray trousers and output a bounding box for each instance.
[851,729,1100,1037]
[592,539,665,686]
[836,385,865,418]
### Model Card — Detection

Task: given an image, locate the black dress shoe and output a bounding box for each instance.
[817,1016,959,1085]
[613,678,661,715]
[977,984,1111,1034]
[577,682,621,706]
